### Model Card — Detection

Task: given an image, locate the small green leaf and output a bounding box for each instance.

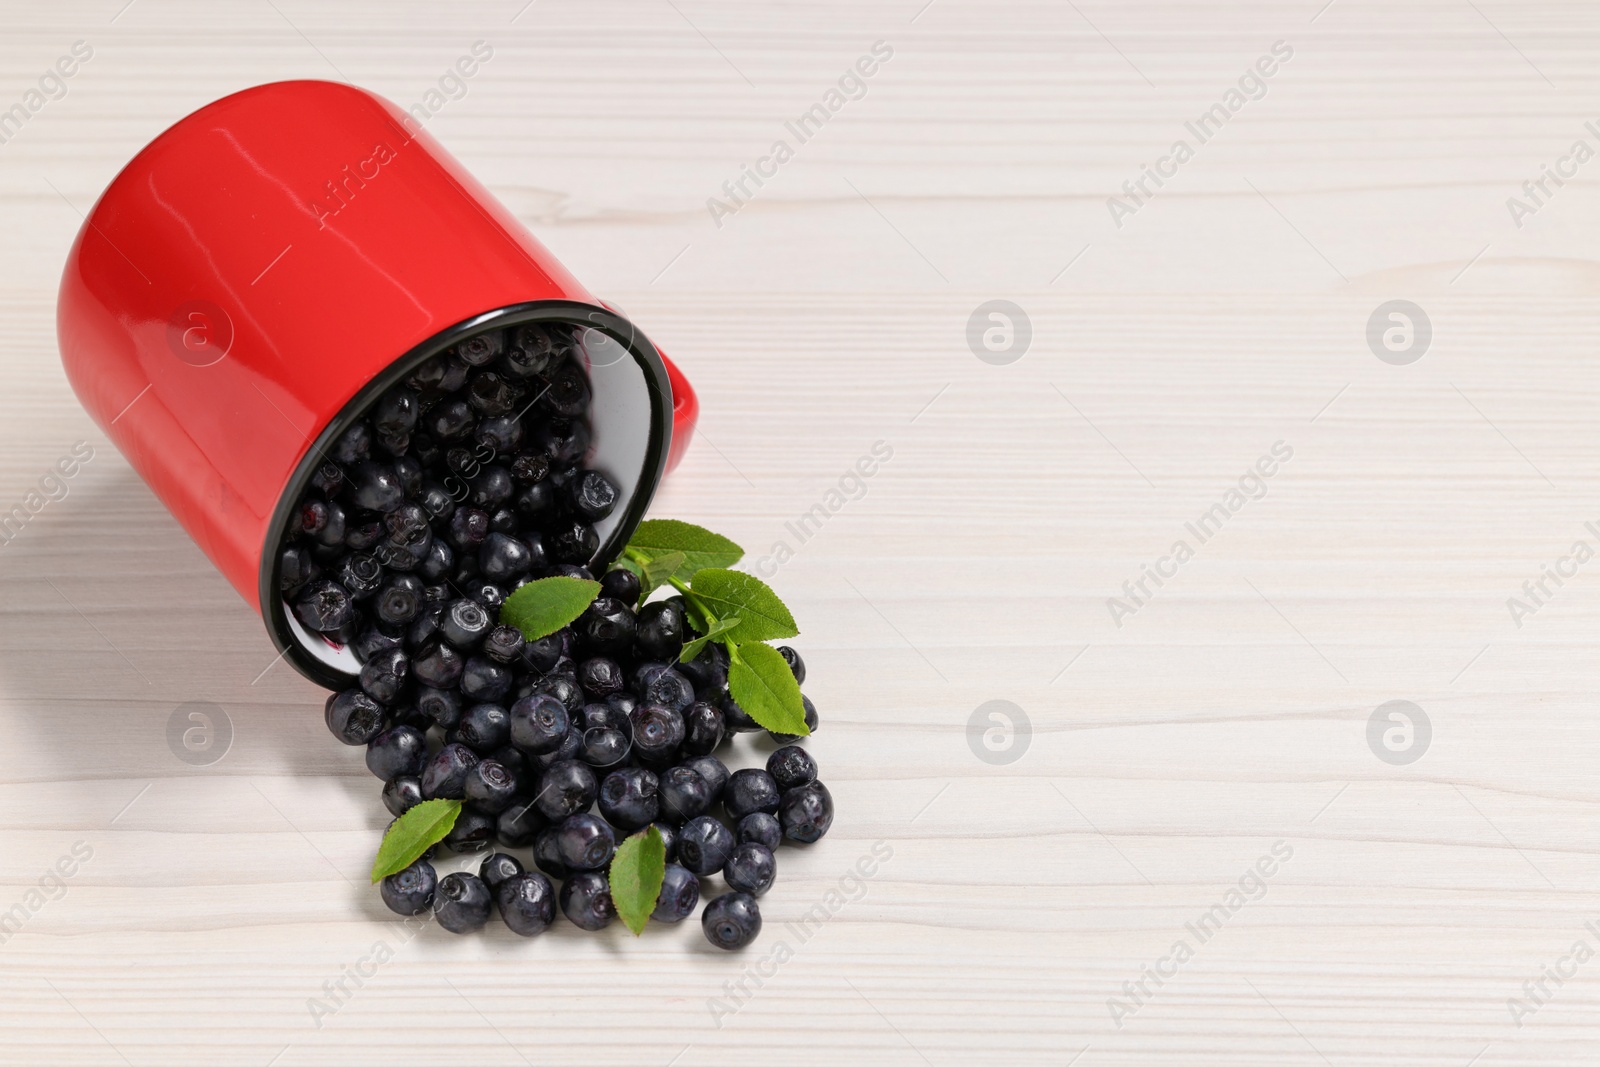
[689,569,798,643]
[609,825,667,936]
[370,799,461,883]
[727,641,809,737]
[499,576,601,641]
[679,615,741,663]
[639,551,686,599]
[626,520,743,580]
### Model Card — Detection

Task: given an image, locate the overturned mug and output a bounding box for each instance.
[56,80,698,688]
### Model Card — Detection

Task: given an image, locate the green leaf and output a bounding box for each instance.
[499,576,601,641]
[626,519,743,580]
[689,569,798,643]
[679,615,741,663]
[370,799,461,883]
[727,641,809,737]
[638,551,686,599]
[609,825,667,936]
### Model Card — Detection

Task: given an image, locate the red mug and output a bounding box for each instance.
[55,80,698,688]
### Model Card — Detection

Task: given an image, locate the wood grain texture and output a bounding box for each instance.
[3,1,1600,1063]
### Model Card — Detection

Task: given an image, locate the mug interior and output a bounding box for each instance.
[262,300,673,690]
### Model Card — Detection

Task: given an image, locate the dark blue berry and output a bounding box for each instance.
[505,324,563,378]
[532,826,570,879]
[352,622,403,664]
[336,555,384,604]
[532,672,584,714]
[521,630,565,672]
[481,625,525,664]
[652,863,699,923]
[677,815,735,876]
[447,506,491,550]
[534,759,597,821]
[497,872,556,936]
[359,646,410,705]
[478,852,524,891]
[509,693,570,754]
[296,496,327,537]
[383,776,424,817]
[456,329,505,367]
[467,580,508,612]
[344,512,384,551]
[724,842,776,896]
[439,598,491,650]
[630,704,685,764]
[469,467,515,510]
[495,799,543,847]
[459,656,513,703]
[560,871,614,931]
[678,643,729,694]
[393,455,423,497]
[421,743,479,800]
[467,370,521,416]
[658,765,713,824]
[642,668,694,713]
[545,364,591,418]
[279,544,318,596]
[556,812,616,870]
[311,461,345,498]
[568,470,617,521]
[702,891,761,950]
[411,638,464,689]
[635,602,686,662]
[579,727,630,769]
[330,422,372,465]
[366,724,426,781]
[599,568,640,606]
[475,415,523,454]
[513,480,555,517]
[777,645,805,684]
[768,745,817,791]
[577,597,635,657]
[417,538,454,582]
[579,657,625,700]
[351,460,405,512]
[416,685,462,729]
[599,767,659,830]
[381,859,437,916]
[444,808,494,852]
[384,501,429,546]
[451,702,510,754]
[680,702,725,757]
[534,728,584,769]
[682,755,729,801]
[434,871,492,932]
[372,386,419,437]
[720,694,760,734]
[325,688,386,745]
[779,781,833,843]
[725,769,781,819]
[534,418,589,464]
[374,574,425,627]
[463,758,519,813]
[550,519,598,564]
[736,812,782,851]
[295,579,354,633]
[426,398,475,441]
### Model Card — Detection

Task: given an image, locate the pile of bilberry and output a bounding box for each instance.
[280,320,832,950]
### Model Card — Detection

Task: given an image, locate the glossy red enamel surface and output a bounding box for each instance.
[57,80,695,615]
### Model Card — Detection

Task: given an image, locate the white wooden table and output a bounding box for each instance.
[2,1,1597,1063]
